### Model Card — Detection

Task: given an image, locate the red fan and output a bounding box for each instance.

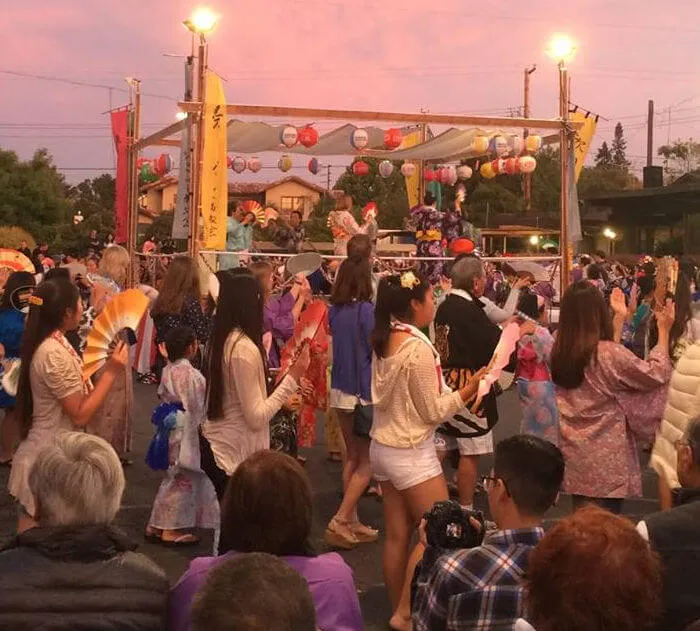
[278,300,329,447]
[241,199,265,225]
[0,249,34,273]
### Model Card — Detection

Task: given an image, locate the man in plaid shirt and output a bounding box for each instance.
[413,435,564,631]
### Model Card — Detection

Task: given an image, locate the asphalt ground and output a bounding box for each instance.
[0,382,662,631]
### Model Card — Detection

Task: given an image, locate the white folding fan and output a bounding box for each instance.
[82,288,149,381]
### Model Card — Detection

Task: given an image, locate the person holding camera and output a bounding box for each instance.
[412,435,564,631]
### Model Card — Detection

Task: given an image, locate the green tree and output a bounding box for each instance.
[0,148,71,243]
[657,139,700,181]
[595,141,613,168]
[305,195,334,241]
[611,123,630,170]
[578,164,640,197]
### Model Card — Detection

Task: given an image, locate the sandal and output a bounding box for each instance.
[144,527,162,544]
[324,517,358,550]
[160,533,200,547]
[349,521,379,543]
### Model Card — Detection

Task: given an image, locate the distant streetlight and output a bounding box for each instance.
[183,7,220,37]
[603,227,618,255]
[546,34,577,64]
[529,235,540,246]
[73,210,84,225]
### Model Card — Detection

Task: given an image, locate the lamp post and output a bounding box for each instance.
[183,7,220,258]
[603,227,618,256]
[546,34,576,297]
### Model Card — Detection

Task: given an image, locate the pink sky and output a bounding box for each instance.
[3,0,700,184]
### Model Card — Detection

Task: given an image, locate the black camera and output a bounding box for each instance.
[423,500,485,550]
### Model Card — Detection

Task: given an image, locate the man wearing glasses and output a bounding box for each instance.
[413,435,564,631]
[637,417,700,631]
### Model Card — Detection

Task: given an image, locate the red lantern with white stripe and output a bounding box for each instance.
[518,156,537,173]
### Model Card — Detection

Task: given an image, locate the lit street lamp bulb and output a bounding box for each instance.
[185,7,219,34]
[175,111,187,121]
[546,34,576,63]
[603,228,617,240]
[529,235,540,245]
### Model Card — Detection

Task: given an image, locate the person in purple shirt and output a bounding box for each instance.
[169,450,364,631]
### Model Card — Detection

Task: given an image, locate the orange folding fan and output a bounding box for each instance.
[82,289,149,381]
[241,199,265,224]
[0,248,34,273]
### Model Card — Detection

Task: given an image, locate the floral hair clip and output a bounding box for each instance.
[28,295,44,307]
[400,271,420,290]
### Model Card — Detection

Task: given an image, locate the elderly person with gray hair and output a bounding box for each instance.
[0,432,168,630]
[638,416,700,631]
[433,256,506,510]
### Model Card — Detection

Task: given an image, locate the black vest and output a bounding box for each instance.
[646,488,700,631]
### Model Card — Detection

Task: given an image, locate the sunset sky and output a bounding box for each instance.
[3,0,700,183]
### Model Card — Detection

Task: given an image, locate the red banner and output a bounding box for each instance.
[111,108,130,244]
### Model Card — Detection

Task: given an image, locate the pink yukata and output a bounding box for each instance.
[555,341,672,499]
[147,359,219,532]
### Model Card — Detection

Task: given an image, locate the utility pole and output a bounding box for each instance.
[326,164,332,192]
[523,65,536,211]
[646,99,654,167]
[419,108,428,204]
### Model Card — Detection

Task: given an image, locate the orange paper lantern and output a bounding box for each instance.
[384,128,403,150]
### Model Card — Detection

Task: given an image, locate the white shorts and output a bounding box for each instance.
[434,431,494,457]
[370,437,443,491]
[329,389,369,411]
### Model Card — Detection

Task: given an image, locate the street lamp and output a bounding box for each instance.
[603,227,618,255]
[73,210,84,225]
[183,7,220,38]
[175,111,187,121]
[546,34,577,64]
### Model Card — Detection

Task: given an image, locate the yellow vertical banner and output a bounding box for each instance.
[401,129,421,208]
[571,111,597,182]
[200,71,228,249]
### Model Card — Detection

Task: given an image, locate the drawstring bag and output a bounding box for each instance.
[146,401,184,471]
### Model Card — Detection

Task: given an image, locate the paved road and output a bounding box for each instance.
[0,382,662,631]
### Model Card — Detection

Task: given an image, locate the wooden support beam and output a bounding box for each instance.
[134,119,186,151]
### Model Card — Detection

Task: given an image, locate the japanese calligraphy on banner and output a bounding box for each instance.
[172,115,192,239]
[110,107,130,244]
[200,71,228,250]
[571,111,597,182]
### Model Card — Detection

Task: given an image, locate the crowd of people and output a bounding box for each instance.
[0,202,700,630]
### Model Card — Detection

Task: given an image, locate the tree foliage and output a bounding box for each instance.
[595,141,613,168]
[578,164,640,198]
[611,123,630,170]
[0,148,71,243]
[657,139,700,182]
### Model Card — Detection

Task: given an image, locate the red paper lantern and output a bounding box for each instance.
[384,128,403,150]
[424,168,436,182]
[504,157,519,175]
[298,126,319,148]
[352,160,370,176]
[154,153,173,177]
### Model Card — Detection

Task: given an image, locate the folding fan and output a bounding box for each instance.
[241,199,265,224]
[0,248,34,273]
[82,289,149,381]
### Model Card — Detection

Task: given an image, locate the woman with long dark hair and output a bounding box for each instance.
[152,256,211,371]
[324,242,377,549]
[200,270,310,498]
[370,273,484,631]
[169,450,363,631]
[0,271,36,464]
[551,281,674,514]
[10,277,128,531]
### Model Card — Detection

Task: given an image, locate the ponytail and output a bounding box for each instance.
[372,272,430,358]
[16,278,79,439]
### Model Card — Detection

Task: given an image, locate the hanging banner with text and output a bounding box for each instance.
[200,71,228,250]
[111,107,130,244]
[571,111,597,182]
[172,116,192,239]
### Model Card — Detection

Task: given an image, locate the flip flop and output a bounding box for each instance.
[160,534,200,547]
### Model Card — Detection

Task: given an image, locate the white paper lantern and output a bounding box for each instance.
[278,155,293,172]
[400,162,416,177]
[379,160,394,178]
[281,126,298,148]
[494,135,509,157]
[444,165,458,186]
[247,157,262,173]
[351,128,369,150]
[457,165,473,179]
[510,136,523,157]
[231,156,246,174]
[518,155,537,173]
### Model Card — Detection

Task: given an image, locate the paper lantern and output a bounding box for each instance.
[510,136,523,156]
[298,126,319,148]
[401,162,416,177]
[379,160,394,178]
[352,160,370,176]
[281,126,298,148]
[139,163,157,183]
[247,157,262,173]
[434,167,445,183]
[384,128,403,150]
[424,168,436,182]
[231,156,247,174]
[308,158,319,175]
[472,135,490,154]
[494,135,509,157]
[457,165,473,180]
[226,156,233,168]
[351,128,369,150]
[278,155,293,172]
[504,157,520,175]
[480,162,496,179]
[136,158,148,169]
[444,166,458,186]
[452,238,475,255]
[525,135,542,153]
[518,155,537,173]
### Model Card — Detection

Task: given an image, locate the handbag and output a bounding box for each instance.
[352,302,373,438]
[145,401,184,471]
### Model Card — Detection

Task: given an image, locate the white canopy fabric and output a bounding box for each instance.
[225,120,534,162]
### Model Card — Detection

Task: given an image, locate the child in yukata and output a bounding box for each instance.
[146,326,219,546]
[515,292,559,446]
